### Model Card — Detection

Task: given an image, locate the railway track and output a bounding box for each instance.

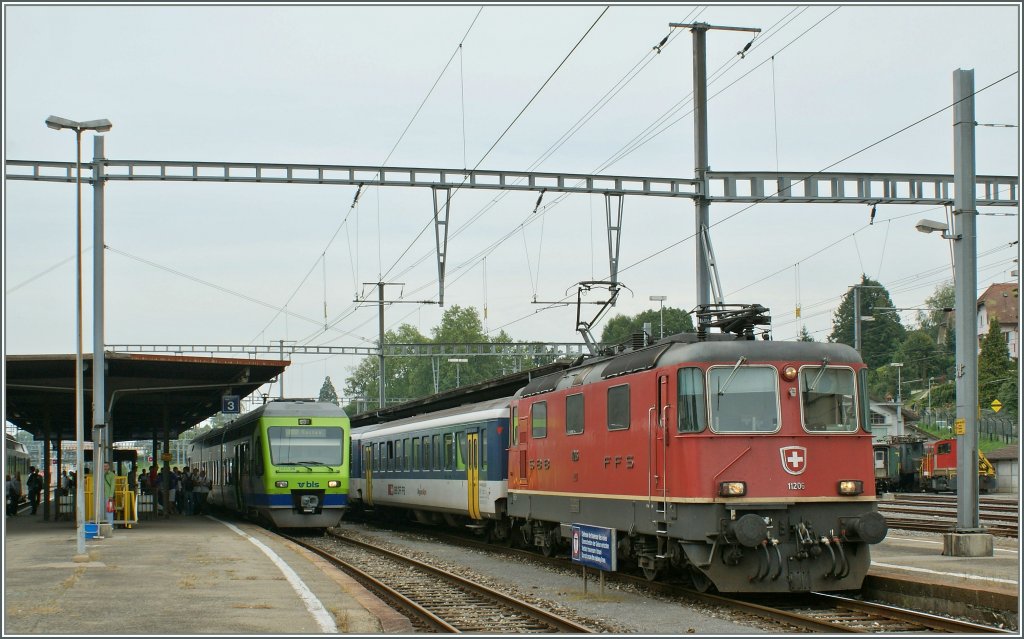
[878,493,1019,537]
[283,530,596,633]
[349,522,1012,634]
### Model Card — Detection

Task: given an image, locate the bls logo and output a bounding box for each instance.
[297,481,321,488]
[780,446,807,475]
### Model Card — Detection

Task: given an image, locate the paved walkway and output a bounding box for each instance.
[2,510,410,635]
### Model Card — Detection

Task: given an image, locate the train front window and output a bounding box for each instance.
[709,366,779,433]
[799,367,857,432]
[677,367,706,433]
[267,427,345,466]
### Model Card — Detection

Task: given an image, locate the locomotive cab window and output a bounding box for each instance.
[677,367,707,433]
[566,394,584,435]
[607,384,630,431]
[709,366,779,433]
[267,426,345,466]
[799,366,858,432]
[531,402,547,439]
[510,406,519,445]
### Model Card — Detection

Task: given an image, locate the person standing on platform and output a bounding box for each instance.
[26,467,42,515]
[194,469,211,515]
[158,464,174,517]
[5,474,17,516]
[103,462,117,527]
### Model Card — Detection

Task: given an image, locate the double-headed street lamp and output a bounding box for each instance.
[46,115,112,557]
[649,295,667,339]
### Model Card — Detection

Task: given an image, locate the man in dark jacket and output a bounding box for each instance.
[26,467,43,515]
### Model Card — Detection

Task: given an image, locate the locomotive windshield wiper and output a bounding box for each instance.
[806,357,830,392]
[278,461,315,470]
[717,356,748,396]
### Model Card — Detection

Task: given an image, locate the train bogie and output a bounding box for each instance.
[190,400,350,528]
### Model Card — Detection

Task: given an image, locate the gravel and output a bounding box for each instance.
[330,520,773,635]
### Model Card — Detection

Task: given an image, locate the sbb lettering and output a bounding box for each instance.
[528,459,551,470]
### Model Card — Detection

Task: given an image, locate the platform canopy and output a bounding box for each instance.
[5,353,288,443]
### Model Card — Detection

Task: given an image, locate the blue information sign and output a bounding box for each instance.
[570,523,617,571]
[222,395,241,414]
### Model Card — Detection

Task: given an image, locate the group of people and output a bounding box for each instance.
[5,466,46,516]
[139,465,211,517]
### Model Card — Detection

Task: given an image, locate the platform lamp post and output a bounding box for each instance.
[448,358,467,388]
[649,295,667,339]
[46,115,112,557]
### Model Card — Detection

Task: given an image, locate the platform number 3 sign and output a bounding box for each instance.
[222,395,241,414]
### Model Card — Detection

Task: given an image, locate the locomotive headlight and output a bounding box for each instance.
[327,480,341,488]
[838,480,864,495]
[718,481,746,497]
[782,365,798,381]
[275,480,289,488]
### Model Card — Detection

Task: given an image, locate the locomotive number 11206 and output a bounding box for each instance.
[787,482,805,490]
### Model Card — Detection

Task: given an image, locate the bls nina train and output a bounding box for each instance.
[188,399,350,527]
[348,324,888,593]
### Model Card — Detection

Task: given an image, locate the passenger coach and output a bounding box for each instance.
[189,399,350,528]
[349,398,512,541]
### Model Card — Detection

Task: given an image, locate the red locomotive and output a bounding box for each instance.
[920,438,997,493]
[506,306,887,592]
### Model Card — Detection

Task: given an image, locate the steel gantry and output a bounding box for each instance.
[6,158,1017,308]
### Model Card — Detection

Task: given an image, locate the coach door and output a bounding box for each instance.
[363,445,374,507]
[650,373,670,512]
[466,431,481,520]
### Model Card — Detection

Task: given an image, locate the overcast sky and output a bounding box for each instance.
[3,3,1020,404]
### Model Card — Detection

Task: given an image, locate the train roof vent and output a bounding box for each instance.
[520,371,564,398]
[602,343,671,379]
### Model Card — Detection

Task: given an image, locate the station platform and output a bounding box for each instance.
[2,510,411,635]
[3,507,1019,634]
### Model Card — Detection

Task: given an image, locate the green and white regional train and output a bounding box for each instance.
[188,400,350,527]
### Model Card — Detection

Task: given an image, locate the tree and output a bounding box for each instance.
[978,318,1013,410]
[917,282,955,345]
[797,326,815,342]
[829,275,905,370]
[318,376,339,405]
[600,307,694,346]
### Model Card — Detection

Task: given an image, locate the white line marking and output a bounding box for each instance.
[218,518,338,633]
[872,562,1019,586]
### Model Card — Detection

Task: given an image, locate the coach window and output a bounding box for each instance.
[456,432,467,471]
[422,437,430,470]
[433,434,441,470]
[709,366,779,433]
[531,402,547,439]
[480,430,488,471]
[677,367,707,433]
[412,437,420,470]
[800,366,857,432]
[566,394,584,435]
[405,438,413,470]
[444,433,455,470]
[607,384,630,431]
[386,441,394,471]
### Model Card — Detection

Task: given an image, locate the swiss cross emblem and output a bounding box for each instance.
[780,446,807,475]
